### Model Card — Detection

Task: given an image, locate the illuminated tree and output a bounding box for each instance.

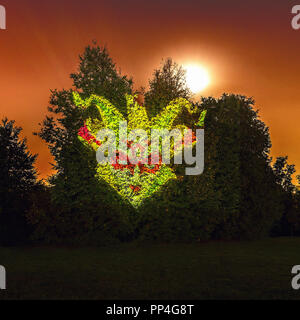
[73,91,204,208]
[35,43,134,243]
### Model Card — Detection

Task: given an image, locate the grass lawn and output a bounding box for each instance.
[0,237,300,300]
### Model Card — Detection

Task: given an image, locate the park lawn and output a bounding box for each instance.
[0,237,299,300]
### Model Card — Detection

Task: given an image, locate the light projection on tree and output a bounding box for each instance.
[73,92,206,208]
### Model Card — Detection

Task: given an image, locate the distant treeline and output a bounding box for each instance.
[0,43,299,246]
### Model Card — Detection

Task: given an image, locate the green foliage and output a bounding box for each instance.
[273,156,296,193]
[201,94,283,239]
[34,43,134,244]
[271,157,300,236]
[137,170,220,242]
[138,94,283,241]
[0,118,37,245]
[73,91,203,208]
[144,58,192,118]
[137,65,220,241]
[70,43,133,116]
[32,44,297,244]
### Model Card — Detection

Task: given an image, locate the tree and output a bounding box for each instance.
[34,47,288,243]
[70,43,133,116]
[202,95,283,239]
[273,156,296,193]
[34,43,134,244]
[271,156,299,236]
[141,62,282,241]
[144,58,192,118]
[137,59,221,242]
[296,175,300,233]
[0,118,37,245]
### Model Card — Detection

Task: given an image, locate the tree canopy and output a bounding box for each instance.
[0,118,38,244]
[25,43,300,243]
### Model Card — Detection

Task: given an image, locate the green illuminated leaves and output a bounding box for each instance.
[73,92,206,208]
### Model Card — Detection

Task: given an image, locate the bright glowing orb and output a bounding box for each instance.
[184,65,210,93]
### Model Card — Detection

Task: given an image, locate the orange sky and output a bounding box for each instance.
[0,0,299,181]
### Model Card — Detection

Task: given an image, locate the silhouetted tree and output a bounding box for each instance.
[0,118,37,245]
[273,156,296,193]
[203,95,283,239]
[271,156,299,236]
[144,58,192,118]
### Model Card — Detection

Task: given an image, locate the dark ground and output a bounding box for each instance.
[0,237,299,299]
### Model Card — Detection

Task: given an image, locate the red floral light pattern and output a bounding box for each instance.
[78,123,196,183]
[78,124,102,146]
